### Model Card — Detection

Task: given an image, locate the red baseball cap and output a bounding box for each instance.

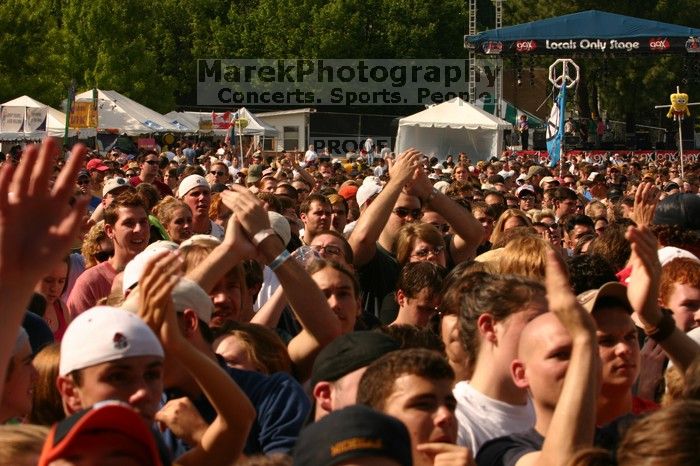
[86,158,109,172]
[38,401,162,466]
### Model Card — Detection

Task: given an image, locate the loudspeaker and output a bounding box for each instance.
[533,130,547,150]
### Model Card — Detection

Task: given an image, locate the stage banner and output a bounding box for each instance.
[0,106,25,132]
[25,108,47,132]
[69,101,97,128]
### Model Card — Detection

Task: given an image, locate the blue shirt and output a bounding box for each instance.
[164,356,310,457]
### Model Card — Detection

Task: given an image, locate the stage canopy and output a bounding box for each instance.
[395,97,511,161]
[466,10,700,56]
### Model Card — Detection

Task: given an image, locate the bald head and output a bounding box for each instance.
[517,313,568,361]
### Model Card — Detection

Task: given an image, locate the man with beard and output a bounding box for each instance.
[178,175,224,240]
[67,191,149,316]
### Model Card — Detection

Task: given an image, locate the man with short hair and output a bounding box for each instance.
[129,151,172,198]
[68,191,150,316]
[390,261,445,328]
[563,214,595,251]
[358,348,474,466]
[208,160,230,186]
[553,187,578,222]
[177,174,224,240]
[300,193,332,244]
[310,331,400,422]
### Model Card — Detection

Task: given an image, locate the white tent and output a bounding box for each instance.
[0,95,80,140]
[164,108,278,137]
[74,89,187,136]
[395,97,512,161]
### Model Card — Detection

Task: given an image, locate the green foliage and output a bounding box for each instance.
[0,0,696,123]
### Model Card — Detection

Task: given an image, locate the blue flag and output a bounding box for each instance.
[546,85,567,168]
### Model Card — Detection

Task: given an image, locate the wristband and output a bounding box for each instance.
[269,249,291,271]
[645,312,675,343]
[252,228,276,247]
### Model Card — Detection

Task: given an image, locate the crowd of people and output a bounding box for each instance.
[0,136,699,466]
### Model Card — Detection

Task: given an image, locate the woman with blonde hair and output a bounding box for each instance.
[0,424,49,466]
[489,208,532,247]
[152,196,193,244]
[28,343,64,426]
[394,222,447,268]
[80,221,113,269]
[498,234,551,279]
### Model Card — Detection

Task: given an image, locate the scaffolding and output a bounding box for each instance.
[468,0,505,117]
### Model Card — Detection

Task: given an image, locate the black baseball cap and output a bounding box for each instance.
[293,405,412,466]
[310,331,400,388]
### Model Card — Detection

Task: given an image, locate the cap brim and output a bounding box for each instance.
[39,403,160,466]
[577,282,631,314]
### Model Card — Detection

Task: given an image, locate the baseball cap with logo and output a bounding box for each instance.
[177,174,209,198]
[294,405,412,466]
[38,401,162,466]
[102,177,129,197]
[59,307,164,376]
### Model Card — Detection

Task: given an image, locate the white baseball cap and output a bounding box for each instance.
[122,241,179,293]
[121,278,215,324]
[60,307,163,376]
[102,177,129,197]
[356,183,383,209]
[177,175,209,198]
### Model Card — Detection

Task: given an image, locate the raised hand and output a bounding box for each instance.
[389,148,422,186]
[625,226,662,322]
[631,182,661,227]
[136,251,184,348]
[221,185,271,238]
[0,138,88,290]
[544,249,597,338]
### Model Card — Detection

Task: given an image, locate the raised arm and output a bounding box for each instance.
[408,170,482,262]
[0,139,87,392]
[224,185,340,381]
[521,250,599,466]
[348,149,420,266]
[626,226,700,372]
[137,252,255,466]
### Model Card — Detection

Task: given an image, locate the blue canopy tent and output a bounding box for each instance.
[466,10,700,55]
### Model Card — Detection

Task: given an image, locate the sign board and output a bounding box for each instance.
[69,101,98,128]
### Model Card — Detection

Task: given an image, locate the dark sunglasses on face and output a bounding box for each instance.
[210,170,226,177]
[94,250,114,262]
[77,178,90,185]
[393,207,422,219]
[144,160,159,166]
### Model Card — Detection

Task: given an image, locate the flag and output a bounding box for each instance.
[546,85,567,168]
[226,111,239,144]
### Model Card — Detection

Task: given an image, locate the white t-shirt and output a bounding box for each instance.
[454,381,535,454]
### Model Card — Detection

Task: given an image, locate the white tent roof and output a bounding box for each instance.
[399,97,512,130]
[237,107,278,137]
[0,95,79,140]
[395,97,512,160]
[165,108,279,137]
[75,89,186,136]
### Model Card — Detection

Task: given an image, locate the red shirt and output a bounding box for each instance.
[129,175,173,198]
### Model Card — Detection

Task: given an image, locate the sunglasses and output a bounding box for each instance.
[311,244,343,257]
[393,207,422,219]
[430,223,450,234]
[144,160,159,166]
[94,250,114,262]
[210,170,227,177]
[412,245,445,259]
[77,178,90,185]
